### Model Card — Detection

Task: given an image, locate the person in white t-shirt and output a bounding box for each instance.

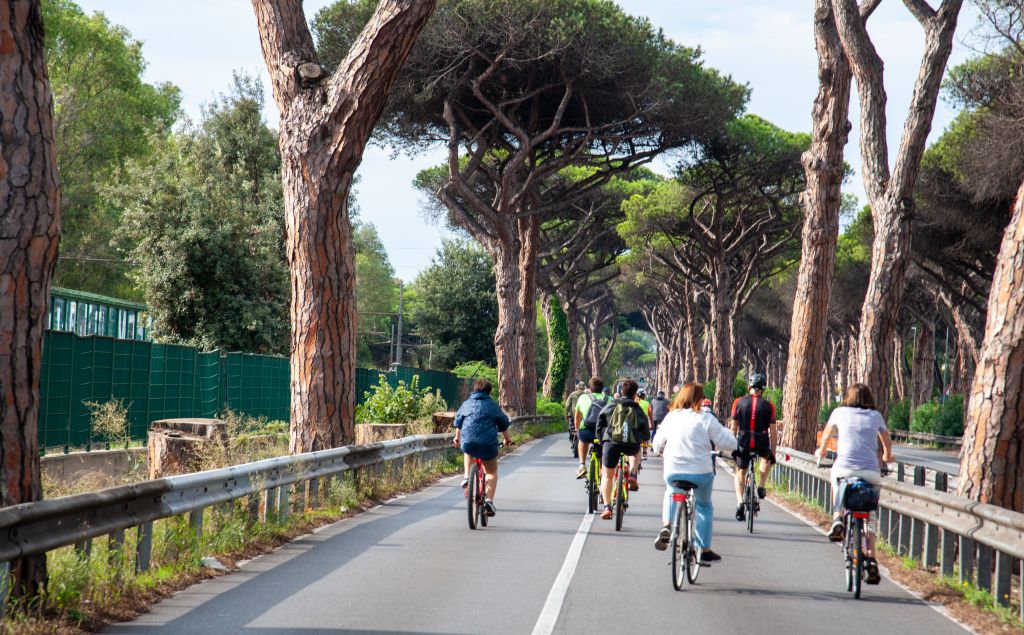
[815,383,894,583]
[651,382,738,563]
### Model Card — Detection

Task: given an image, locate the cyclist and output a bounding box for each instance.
[595,379,650,519]
[650,390,670,437]
[651,382,736,562]
[565,381,586,450]
[637,390,653,459]
[728,373,777,522]
[815,383,894,585]
[454,379,513,517]
[574,377,611,479]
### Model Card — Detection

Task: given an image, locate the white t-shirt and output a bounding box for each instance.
[652,408,738,475]
[827,406,887,471]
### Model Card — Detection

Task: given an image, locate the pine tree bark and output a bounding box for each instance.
[958,183,1024,513]
[252,0,435,450]
[832,0,963,416]
[0,0,60,596]
[911,318,936,410]
[781,0,854,451]
[893,331,907,402]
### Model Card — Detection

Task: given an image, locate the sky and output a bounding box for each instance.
[74,0,979,283]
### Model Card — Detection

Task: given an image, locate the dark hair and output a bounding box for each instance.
[621,379,639,399]
[670,382,703,411]
[588,376,604,392]
[842,383,875,410]
[473,379,493,394]
[638,390,647,399]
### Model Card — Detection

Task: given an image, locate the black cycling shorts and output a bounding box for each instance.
[602,441,641,469]
[735,434,776,469]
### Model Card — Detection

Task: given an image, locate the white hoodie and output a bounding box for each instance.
[652,408,738,475]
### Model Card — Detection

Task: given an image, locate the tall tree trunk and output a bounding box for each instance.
[0,0,59,597]
[253,0,436,450]
[541,293,569,401]
[911,318,936,410]
[709,285,739,411]
[958,183,1024,513]
[832,0,963,416]
[684,284,701,382]
[892,331,907,403]
[490,218,540,415]
[780,0,853,451]
[565,302,582,391]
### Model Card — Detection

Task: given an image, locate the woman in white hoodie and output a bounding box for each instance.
[651,382,737,563]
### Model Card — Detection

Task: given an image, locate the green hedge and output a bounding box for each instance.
[910,395,964,436]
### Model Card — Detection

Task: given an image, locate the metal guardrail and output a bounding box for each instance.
[0,433,457,613]
[890,429,963,447]
[773,447,1023,621]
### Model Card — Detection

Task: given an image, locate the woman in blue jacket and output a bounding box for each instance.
[453,379,513,516]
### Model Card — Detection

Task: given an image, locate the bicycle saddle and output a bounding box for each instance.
[672,479,699,490]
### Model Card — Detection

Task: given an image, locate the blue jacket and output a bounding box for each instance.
[454,392,510,447]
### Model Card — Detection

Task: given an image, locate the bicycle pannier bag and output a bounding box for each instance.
[843,479,880,512]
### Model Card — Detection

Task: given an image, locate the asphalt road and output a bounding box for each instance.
[892,445,961,475]
[105,435,968,635]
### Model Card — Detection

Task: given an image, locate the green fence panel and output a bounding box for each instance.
[223,352,290,422]
[39,332,73,451]
[198,350,222,418]
[111,338,153,441]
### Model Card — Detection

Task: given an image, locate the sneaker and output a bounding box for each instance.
[601,505,613,520]
[700,549,722,563]
[460,477,468,488]
[865,558,881,584]
[628,474,639,491]
[735,504,745,521]
[757,486,767,499]
[654,526,670,551]
[483,500,496,517]
[575,464,587,479]
[828,519,845,542]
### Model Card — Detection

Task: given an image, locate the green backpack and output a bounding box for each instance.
[609,404,639,444]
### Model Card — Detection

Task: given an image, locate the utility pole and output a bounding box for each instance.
[395,281,405,367]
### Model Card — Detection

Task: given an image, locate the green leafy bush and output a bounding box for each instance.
[888,399,910,431]
[761,387,783,419]
[356,375,447,424]
[452,361,500,397]
[910,396,964,436]
[536,398,565,419]
[818,400,840,424]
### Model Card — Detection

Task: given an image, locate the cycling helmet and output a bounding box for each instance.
[602,387,611,396]
[638,390,647,399]
[748,373,767,389]
[701,398,713,408]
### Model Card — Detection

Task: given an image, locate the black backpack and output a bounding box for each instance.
[583,394,609,429]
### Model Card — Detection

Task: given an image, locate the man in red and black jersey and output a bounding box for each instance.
[728,373,776,522]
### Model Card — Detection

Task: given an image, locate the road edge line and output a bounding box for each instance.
[531,512,594,635]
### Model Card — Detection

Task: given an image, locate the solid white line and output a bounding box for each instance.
[531,512,594,635]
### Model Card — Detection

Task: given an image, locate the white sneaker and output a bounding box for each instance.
[575,464,587,479]
[460,477,468,488]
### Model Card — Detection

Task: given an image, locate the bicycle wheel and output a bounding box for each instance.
[844,519,854,591]
[614,466,625,532]
[852,519,863,599]
[672,500,686,590]
[467,463,479,530]
[587,454,598,514]
[686,498,702,584]
[745,480,755,534]
[479,468,488,528]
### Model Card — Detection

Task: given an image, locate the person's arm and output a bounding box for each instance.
[639,411,651,442]
[878,428,893,464]
[728,397,739,434]
[815,421,836,459]
[453,408,464,447]
[709,415,738,452]
[493,406,513,445]
[652,419,668,454]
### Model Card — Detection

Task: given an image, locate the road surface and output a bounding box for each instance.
[105,435,968,635]
[893,445,961,475]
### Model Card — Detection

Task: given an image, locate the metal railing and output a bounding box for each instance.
[0,433,457,614]
[773,447,1024,621]
[890,429,963,448]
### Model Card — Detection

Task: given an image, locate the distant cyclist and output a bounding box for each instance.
[454,379,513,517]
[565,381,586,448]
[815,383,893,584]
[574,377,611,479]
[651,382,736,562]
[728,373,777,522]
[637,390,653,458]
[595,379,650,519]
[650,390,670,437]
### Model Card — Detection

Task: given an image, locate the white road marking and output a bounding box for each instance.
[531,512,594,635]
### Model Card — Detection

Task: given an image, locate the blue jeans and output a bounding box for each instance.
[662,471,716,549]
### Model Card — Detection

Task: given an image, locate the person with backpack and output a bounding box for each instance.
[595,379,650,519]
[574,377,611,479]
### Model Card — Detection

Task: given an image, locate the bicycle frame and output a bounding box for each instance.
[466,456,488,530]
[613,453,630,531]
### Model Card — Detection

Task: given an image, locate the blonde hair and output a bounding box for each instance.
[670,382,704,411]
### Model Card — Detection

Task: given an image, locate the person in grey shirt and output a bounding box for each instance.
[815,383,893,584]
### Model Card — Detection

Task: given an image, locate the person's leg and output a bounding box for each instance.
[482,457,499,500]
[758,454,773,494]
[690,472,716,549]
[463,453,472,481]
[734,468,746,504]
[600,466,616,511]
[577,441,589,474]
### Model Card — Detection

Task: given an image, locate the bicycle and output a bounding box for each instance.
[738,449,761,534]
[568,417,579,459]
[817,458,885,599]
[611,452,630,531]
[585,441,601,514]
[668,478,703,589]
[465,455,488,530]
